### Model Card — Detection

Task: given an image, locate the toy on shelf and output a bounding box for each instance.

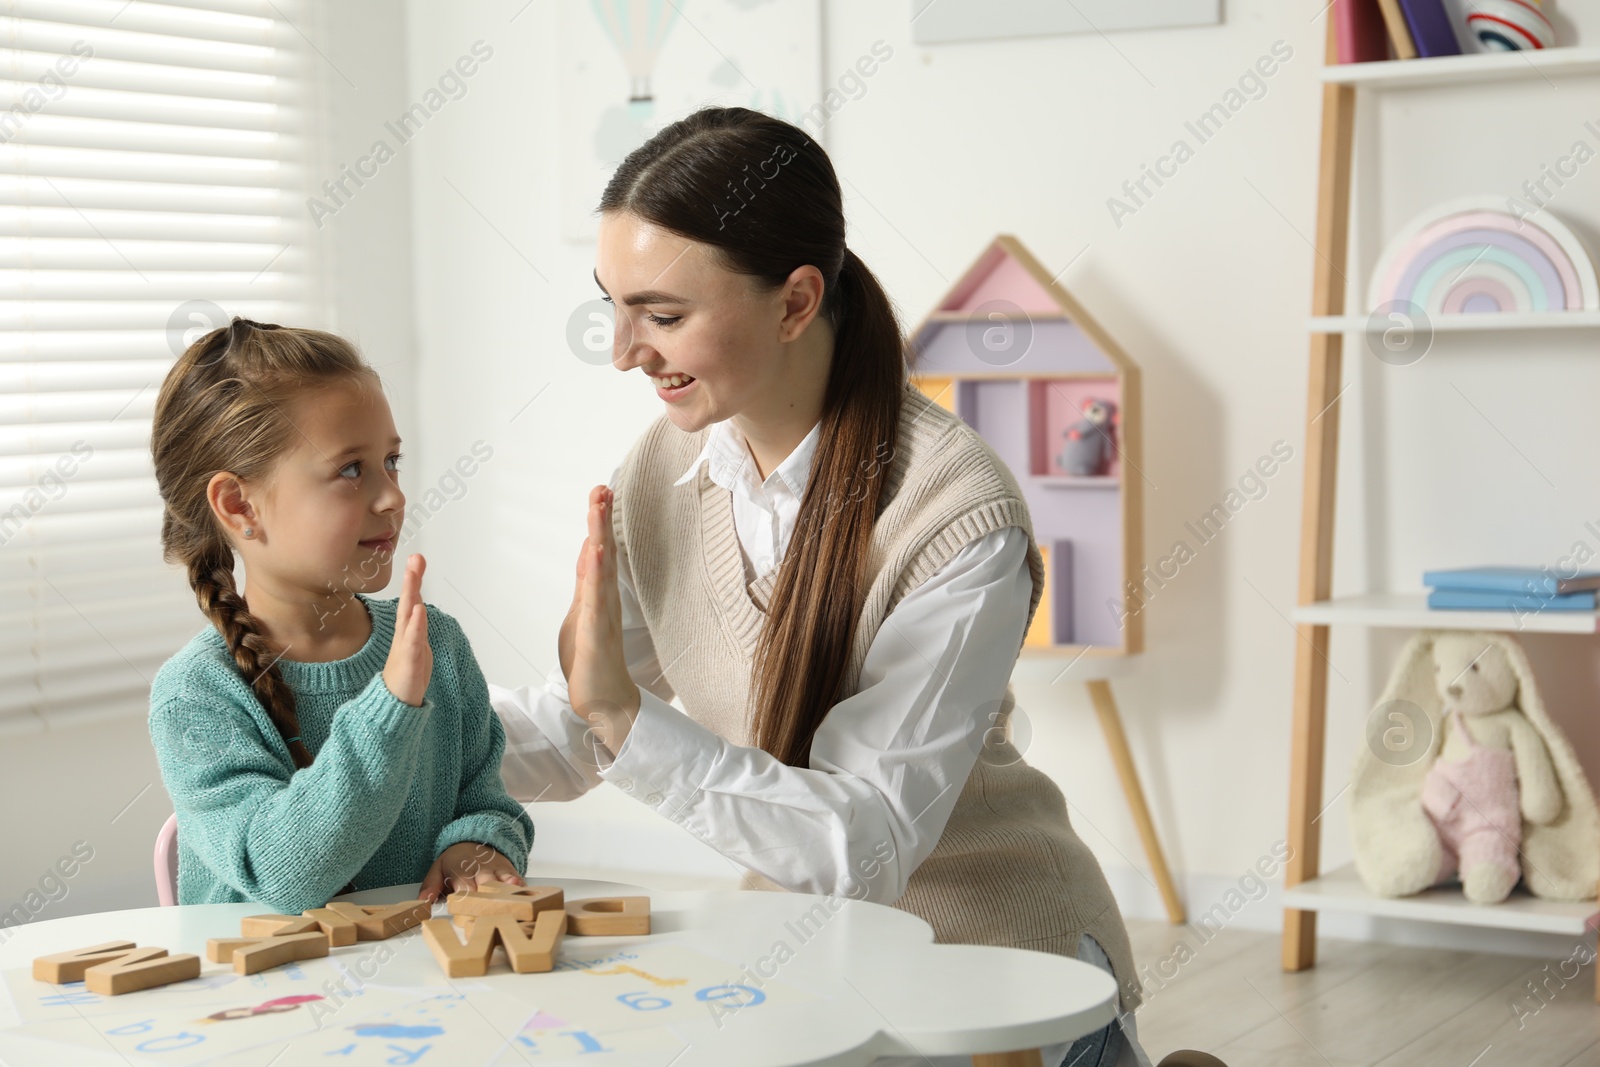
[1055,398,1118,476]
[1465,0,1554,51]
[1349,631,1600,903]
[908,234,1143,654]
[1367,196,1600,316]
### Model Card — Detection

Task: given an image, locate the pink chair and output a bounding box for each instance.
[154,813,179,907]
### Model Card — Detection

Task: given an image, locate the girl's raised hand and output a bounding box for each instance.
[383,553,432,707]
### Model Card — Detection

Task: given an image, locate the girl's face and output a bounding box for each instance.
[238,377,406,600]
[593,210,821,434]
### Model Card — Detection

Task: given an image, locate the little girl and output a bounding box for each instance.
[147,317,533,913]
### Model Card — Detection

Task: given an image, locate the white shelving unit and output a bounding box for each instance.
[1282,864,1599,937]
[1292,593,1600,635]
[1284,31,1600,986]
[1310,311,1600,333]
[1318,45,1600,88]
[1035,475,1119,489]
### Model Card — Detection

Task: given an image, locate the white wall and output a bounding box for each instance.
[398,0,1600,947]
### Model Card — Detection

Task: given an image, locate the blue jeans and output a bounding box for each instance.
[1062,1019,1117,1066]
[1059,934,1149,1067]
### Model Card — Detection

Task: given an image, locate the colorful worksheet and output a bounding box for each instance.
[2,936,822,1063]
[0,984,436,1065]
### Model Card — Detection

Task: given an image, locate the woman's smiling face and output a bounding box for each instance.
[594,210,799,434]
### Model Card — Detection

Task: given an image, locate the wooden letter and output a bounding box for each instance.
[32,941,136,984]
[301,907,360,947]
[205,938,258,964]
[239,914,321,937]
[83,947,201,996]
[446,884,563,922]
[325,899,433,940]
[494,910,565,974]
[564,896,650,936]
[420,917,498,978]
[206,932,329,975]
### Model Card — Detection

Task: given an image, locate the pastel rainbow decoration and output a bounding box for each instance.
[1464,0,1554,51]
[1368,197,1599,316]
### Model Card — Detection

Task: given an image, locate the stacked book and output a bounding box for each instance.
[1335,0,1556,62]
[1335,0,1462,62]
[1424,567,1600,613]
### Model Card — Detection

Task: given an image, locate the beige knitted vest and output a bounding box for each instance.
[611,381,1143,1014]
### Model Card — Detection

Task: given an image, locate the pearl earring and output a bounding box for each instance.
[243,527,253,538]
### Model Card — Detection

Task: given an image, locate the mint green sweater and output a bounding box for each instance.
[148,594,533,912]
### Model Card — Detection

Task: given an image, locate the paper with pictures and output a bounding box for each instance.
[2,965,251,1025]
[2,938,818,1062]
[1,984,432,1065]
[265,990,506,1064]
[460,941,819,1035]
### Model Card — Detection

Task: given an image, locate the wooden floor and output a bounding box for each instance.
[1125,919,1600,1066]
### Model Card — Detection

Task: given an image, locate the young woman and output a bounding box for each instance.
[492,106,1163,1067]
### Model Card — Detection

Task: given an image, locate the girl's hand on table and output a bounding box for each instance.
[417,842,525,904]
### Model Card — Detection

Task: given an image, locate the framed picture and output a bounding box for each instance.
[910,0,1221,45]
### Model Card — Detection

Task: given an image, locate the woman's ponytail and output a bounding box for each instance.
[740,247,906,765]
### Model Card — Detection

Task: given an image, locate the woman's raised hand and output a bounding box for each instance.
[383,553,432,707]
[558,485,607,681]
[564,487,639,751]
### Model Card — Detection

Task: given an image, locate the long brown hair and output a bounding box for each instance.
[151,318,377,769]
[599,106,907,767]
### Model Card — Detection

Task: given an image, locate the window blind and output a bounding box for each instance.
[0,0,315,735]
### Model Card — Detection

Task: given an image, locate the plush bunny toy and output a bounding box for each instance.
[1350,630,1599,904]
[1422,633,1563,903]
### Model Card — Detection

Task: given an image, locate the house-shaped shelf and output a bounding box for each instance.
[908,235,1144,656]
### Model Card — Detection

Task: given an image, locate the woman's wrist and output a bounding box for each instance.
[572,690,640,755]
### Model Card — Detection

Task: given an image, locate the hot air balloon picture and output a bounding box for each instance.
[559,0,822,242]
[591,0,681,121]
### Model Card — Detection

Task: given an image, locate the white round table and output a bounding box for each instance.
[0,876,1115,1066]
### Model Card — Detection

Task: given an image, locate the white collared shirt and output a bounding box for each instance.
[671,417,820,583]
[491,416,1033,904]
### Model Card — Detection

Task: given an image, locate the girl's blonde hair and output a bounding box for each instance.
[151,317,377,769]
